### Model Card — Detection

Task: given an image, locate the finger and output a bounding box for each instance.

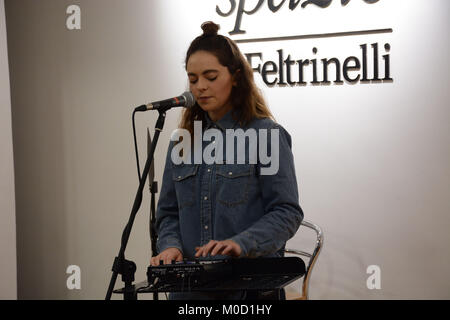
[221,244,232,256]
[164,252,178,265]
[195,246,204,256]
[203,242,217,257]
[199,240,212,257]
[202,240,214,251]
[211,242,225,256]
[222,244,235,256]
[202,245,210,257]
[203,240,219,257]
[150,255,160,266]
[158,253,167,265]
[195,246,203,257]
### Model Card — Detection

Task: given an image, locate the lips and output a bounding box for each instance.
[198,96,211,102]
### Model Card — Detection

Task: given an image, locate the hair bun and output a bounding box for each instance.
[201,21,220,36]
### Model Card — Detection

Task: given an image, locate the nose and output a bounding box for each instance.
[195,77,208,92]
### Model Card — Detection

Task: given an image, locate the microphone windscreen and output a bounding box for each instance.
[182,91,195,108]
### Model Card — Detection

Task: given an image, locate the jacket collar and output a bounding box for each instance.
[204,109,240,131]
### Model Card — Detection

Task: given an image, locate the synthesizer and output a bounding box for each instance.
[147,259,232,290]
[141,257,306,293]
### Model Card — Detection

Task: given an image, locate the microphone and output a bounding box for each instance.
[135,91,195,112]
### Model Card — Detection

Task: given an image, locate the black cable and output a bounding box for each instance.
[132,109,160,302]
[132,110,141,181]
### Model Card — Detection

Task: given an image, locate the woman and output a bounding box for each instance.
[150,22,303,300]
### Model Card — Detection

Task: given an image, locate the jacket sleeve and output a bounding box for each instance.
[155,141,183,254]
[231,124,303,257]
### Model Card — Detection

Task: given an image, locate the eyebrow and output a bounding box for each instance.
[187,69,219,77]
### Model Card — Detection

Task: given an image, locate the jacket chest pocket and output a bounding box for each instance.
[215,164,254,207]
[172,164,198,209]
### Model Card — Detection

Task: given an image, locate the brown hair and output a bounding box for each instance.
[180,21,274,137]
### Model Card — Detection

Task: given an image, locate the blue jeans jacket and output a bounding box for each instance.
[156,110,303,261]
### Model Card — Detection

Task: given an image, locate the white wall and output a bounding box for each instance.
[132,0,450,300]
[6,0,450,299]
[0,0,17,300]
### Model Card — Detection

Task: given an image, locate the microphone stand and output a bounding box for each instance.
[105,109,168,300]
[147,128,159,301]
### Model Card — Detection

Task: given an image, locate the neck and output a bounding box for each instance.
[208,103,233,122]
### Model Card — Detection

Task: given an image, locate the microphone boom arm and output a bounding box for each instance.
[105,110,167,300]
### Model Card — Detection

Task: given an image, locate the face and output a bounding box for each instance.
[187,50,236,122]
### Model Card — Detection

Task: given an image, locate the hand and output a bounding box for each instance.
[150,247,183,266]
[195,239,242,258]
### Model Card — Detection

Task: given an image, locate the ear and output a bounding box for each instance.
[232,69,241,86]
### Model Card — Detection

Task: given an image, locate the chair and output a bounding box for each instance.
[285,219,324,300]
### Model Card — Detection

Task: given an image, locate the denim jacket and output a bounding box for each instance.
[156,109,303,260]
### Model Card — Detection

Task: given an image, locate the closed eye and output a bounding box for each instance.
[189,76,217,84]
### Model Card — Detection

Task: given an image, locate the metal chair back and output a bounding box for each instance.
[285,219,324,300]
